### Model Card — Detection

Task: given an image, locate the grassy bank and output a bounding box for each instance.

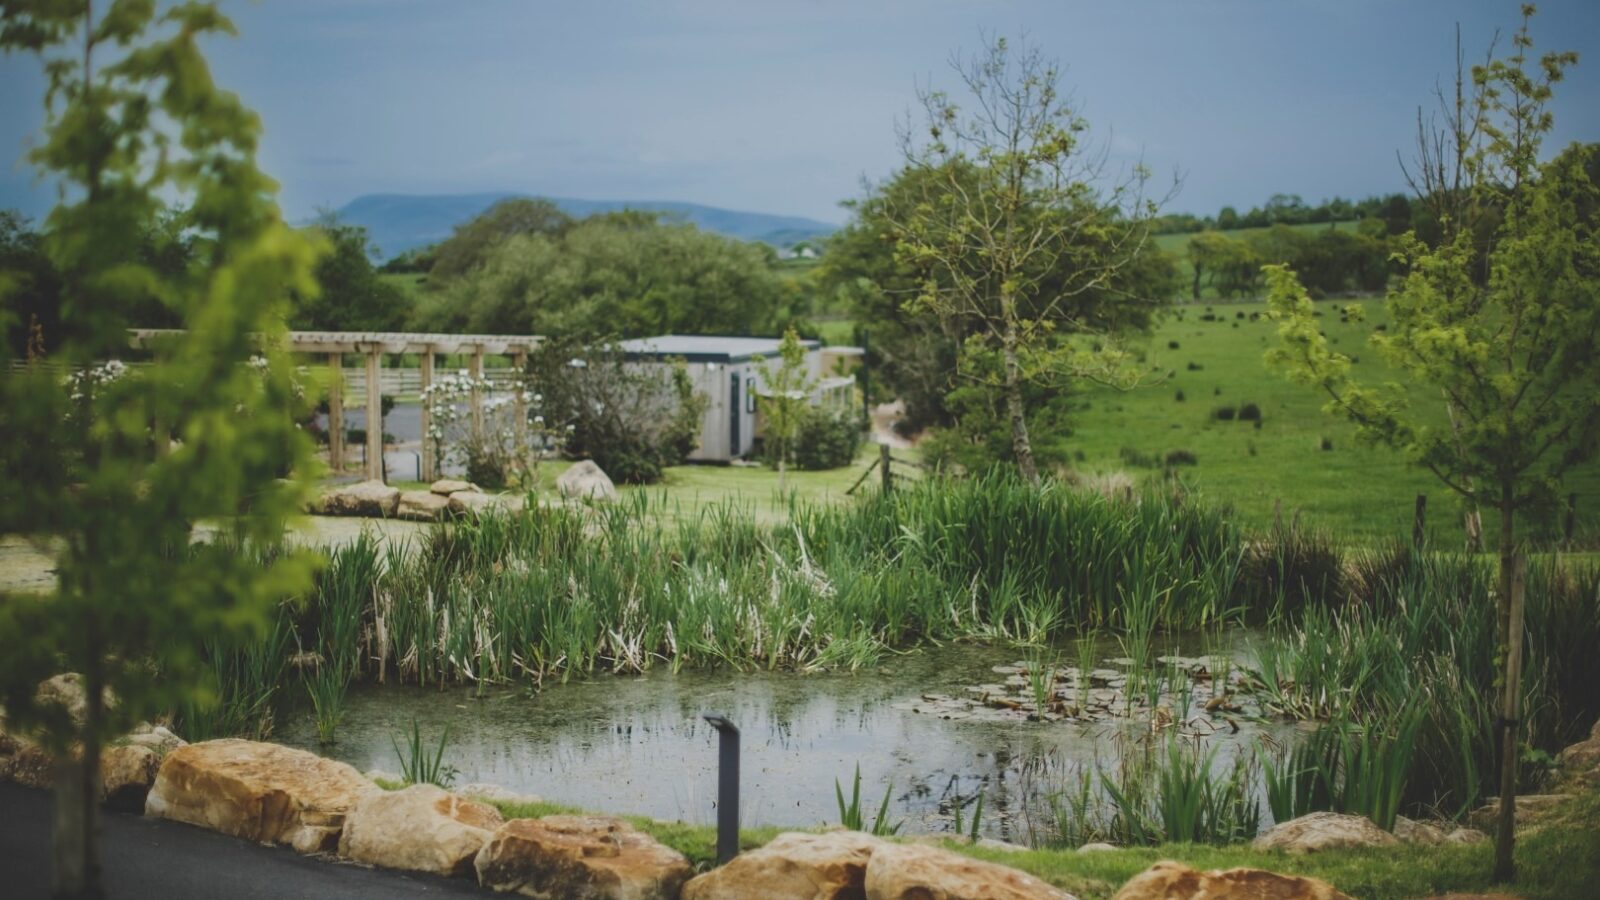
[471,789,1600,899]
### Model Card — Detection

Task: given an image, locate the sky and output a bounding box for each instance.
[2,1,1598,227]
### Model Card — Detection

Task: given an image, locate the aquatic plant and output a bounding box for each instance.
[835,764,901,836]
[391,719,460,788]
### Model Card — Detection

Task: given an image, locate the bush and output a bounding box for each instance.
[529,339,708,485]
[1164,448,1198,467]
[1238,403,1262,422]
[1214,406,1237,421]
[790,408,863,471]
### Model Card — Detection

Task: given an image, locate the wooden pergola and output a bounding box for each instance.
[129,330,542,483]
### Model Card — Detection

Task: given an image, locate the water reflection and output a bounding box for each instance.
[277,639,1292,841]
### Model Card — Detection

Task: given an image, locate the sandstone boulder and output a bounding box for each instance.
[864,841,1072,900]
[557,460,617,502]
[1394,816,1447,846]
[448,490,524,517]
[339,784,504,877]
[101,744,161,812]
[145,739,375,854]
[398,489,452,522]
[1112,860,1350,900]
[1467,794,1571,832]
[475,815,691,900]
[1077,842,1118,853]
[1252,812,1399,854]
[124,723,186,757]
[457,782,543,808]
[430,479,479,495]
[314,480,400,518]
[37,673,114,724]
[7,739,54,789]
[1446,827,1489,845]
[682,830,882,900]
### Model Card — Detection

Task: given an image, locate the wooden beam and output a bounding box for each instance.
[512,350,528,451]
[419,346,435,482]
[365,349,383,482]
[327,352,344,472]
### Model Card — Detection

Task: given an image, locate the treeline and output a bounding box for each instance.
[1154,192,1418,235]
[4,197,820,355]
[1187,222,1389,300]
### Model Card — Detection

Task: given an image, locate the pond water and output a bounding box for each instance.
[279,633,1299,843]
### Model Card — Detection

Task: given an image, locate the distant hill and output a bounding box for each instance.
[331,192,839,258]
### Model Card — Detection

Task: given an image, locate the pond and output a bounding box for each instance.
[278,633,1299,843]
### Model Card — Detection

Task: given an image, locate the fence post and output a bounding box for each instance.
[327,352,344,473]
[469,346,485,440]
[419,347,435,482]
[364,348,383,482]
[880,442,892,495]
[1413,494,1427,549]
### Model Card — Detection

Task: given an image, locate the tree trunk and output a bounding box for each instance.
[53,648,104,899]
[1001,322,1038,486]
[1492,492,1518,884]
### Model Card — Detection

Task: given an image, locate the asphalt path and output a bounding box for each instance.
[0,782,490,899]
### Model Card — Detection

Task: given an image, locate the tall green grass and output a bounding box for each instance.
[178,473,1600,829]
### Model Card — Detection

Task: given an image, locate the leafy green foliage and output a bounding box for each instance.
[292,216,411,331]
[0,2,324,891]
[835,764,903,836]
[428,197,572,282]
[754,327,817,487]
[391,719,460,788]
[528,338,707,484]
[415,211,791,339]
[791,407,863,471]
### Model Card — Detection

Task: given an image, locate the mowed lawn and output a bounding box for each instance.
[1070,298,1600,545]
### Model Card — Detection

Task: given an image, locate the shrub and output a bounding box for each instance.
[529,339,708,484]
[1214,406,1237,421]
[790,408,863,471]
[1164,449,1198,467]
[1238,403,1262,422]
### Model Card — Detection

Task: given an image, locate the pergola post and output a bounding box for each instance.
[469,346,485,439]
[419,346,435,482]
[365,347,383,482]
[327,352,345,472]
[512,350,528,448]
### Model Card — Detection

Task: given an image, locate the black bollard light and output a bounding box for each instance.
[702,713,740,865]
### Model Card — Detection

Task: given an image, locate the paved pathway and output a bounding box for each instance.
[0,782,489,898]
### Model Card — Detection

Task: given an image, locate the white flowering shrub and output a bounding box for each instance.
[422,369,561,488]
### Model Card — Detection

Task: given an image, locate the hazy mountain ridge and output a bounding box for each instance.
[333,192,838,257]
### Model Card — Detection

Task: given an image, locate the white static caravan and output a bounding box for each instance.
[619,335,856,463]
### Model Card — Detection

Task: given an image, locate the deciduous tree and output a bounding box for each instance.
[1264,8,1596,881]
[0,3,322,895]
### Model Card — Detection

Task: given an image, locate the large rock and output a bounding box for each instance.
[1112,860,1350,900]
[430,479,479,495]
[448,490,524,517]
[1252,812,1399,854]
[314,480,400,518]
[101,744,161,812]
[1467,793,1571,832]
[475,815,691,900]
[36,672,114,724]
[863,841,1073,900]
[339,783,504,877]
[123,723,186,757]
[398,489,452,522]
[145,738,375,854]
[557,460,617,502]
[1394,816,1448,846]
[683,830,882,900]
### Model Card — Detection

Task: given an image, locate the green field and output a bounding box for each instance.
[1070,298,1600,545]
